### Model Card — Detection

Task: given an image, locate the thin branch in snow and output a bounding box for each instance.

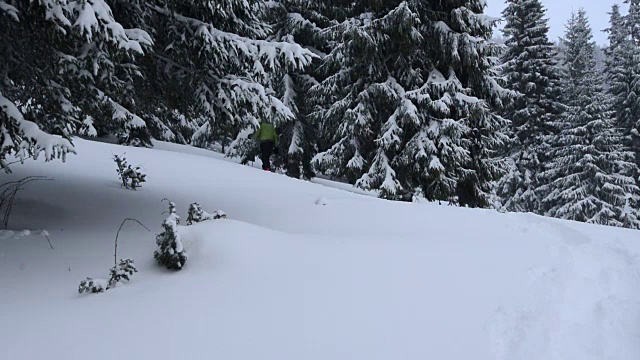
[114,218,150,266]
[0,176,52,229]
[41,230,53,250]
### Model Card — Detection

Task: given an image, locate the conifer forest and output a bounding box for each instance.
[3,0,640,229]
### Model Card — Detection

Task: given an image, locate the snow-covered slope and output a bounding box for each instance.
[151,139,378,197]
[1,138,640,360]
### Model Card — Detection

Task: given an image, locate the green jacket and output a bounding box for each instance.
[252,121,278,145]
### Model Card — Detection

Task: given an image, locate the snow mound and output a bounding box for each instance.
[491,219,640,360]
[1,138,640,360]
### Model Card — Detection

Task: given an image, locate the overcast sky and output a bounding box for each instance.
[485,0,627,45]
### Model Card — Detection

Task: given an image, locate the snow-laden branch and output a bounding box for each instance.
[197,74,296,123]
[71,0,152,52]
[93,88,146,129]
[0,1,19,21]
[0,93,75,171]
[149,4,317,70]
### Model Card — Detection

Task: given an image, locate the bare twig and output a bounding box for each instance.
[161,198,172,215]
[114,218,151,266]
[4,154,34,167]
[42,230,53,250]
[0,176,52,229]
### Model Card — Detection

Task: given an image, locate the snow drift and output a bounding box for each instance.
[1,138,640,360]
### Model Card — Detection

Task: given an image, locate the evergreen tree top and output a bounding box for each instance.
[605,4,627,48]
[625,0,640,42]
[502,0,553,48]
[562,9,597,85]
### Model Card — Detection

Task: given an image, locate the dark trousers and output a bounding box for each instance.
[260,140,275,170]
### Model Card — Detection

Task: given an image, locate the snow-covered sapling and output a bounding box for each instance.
[114,154,128,187]
[154,199,187,270]
[186,202,226,225]
[123,165,146,190]
[108,258,138,288]
[78,258,137,294]
[78,278,107,294]
[113,154,146,190]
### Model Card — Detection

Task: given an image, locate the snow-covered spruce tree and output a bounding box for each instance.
[0,2,77,171]
[311,2,423,199]
[628,0,640,42]
[140,0,315,155]
[494,0,564,213]
[313,1,511,205]
[425,1,513,207]
[69,0,154,147]
[604,4,628,131]
[604,3,640,171]
[618,0,640,167]
[110,0,203,145]
[3,0,316,170]
[154,200,186,270]
[0,0,155,172]
[541,9,640,228]
[262,0,330,179]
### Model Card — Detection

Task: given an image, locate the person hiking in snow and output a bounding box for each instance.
[252,119,279,171]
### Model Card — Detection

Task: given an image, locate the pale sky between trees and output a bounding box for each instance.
[486,0,626,44]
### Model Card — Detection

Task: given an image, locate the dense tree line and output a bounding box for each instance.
[2,0,640,228]
[496,0,640,228]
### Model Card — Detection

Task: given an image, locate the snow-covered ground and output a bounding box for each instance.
[1,138,640,360]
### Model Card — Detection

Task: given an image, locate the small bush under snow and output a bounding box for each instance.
[78,258,138,294]
[108,258,138,288]
[78,278,108,294]
[186,202,226,225]
[114,154,146,190]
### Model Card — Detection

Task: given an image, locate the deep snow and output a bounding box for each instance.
[1,138,640,360]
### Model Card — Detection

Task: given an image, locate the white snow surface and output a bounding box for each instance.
[2,138,640,360]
